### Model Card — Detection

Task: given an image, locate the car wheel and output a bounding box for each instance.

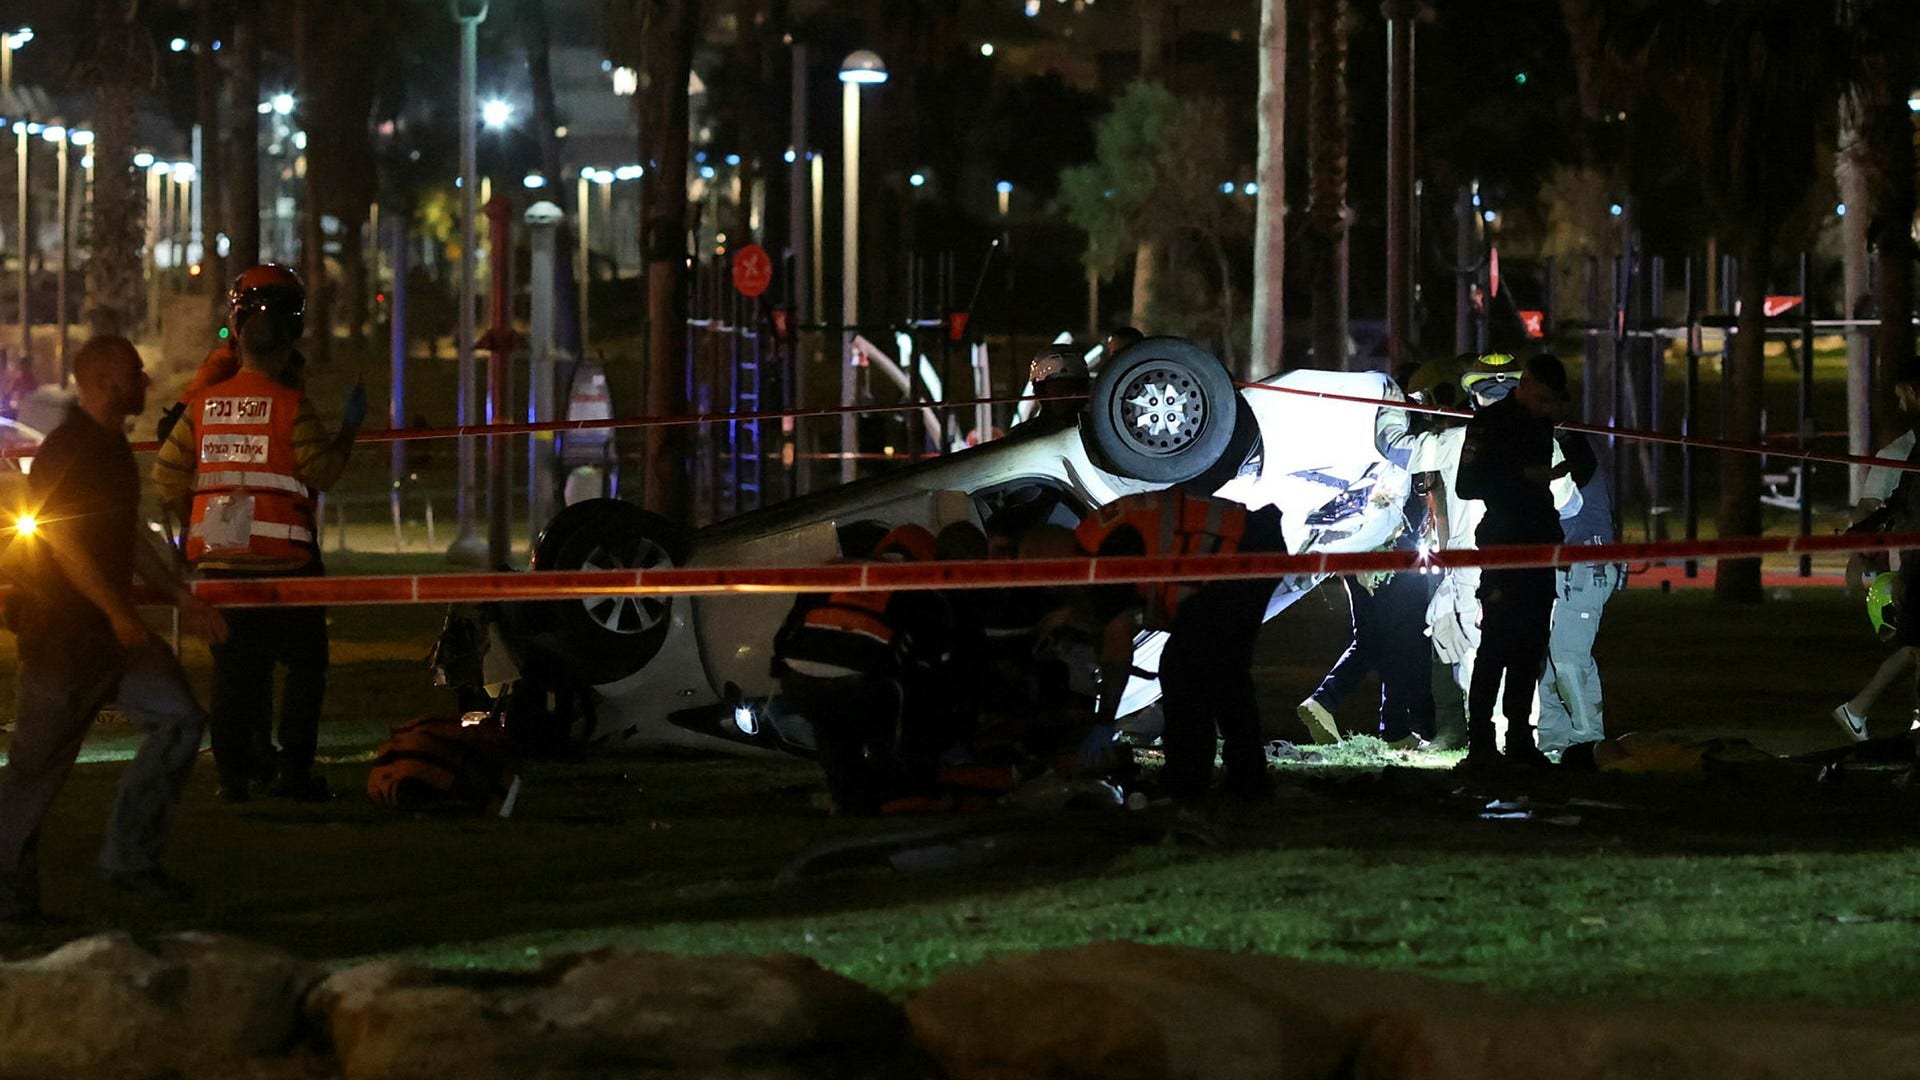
[1178,396,1262,496]
[1082,337,1237,484]
[526,498,686,685]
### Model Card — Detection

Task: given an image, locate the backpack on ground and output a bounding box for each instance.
[367,714,521,816]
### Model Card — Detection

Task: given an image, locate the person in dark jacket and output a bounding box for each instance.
[1453,353,1569,770]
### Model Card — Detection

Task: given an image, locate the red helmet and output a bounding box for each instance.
[227,263,306,340]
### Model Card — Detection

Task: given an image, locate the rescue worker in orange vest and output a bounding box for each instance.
[1075,489,1285,800]
[771,524,960,814]
[152,265,367,802]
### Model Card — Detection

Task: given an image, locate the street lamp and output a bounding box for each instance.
[481,99,513,129]
[837,48,886,484]
[448,0,490,565]
[1,26,31,94]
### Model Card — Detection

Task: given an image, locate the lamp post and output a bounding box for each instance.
[14,119,31,364]
[837,49,886,484]
[42,125,66,383]
[0,26,32,94]
[447,0,489,566]
[576,168,591,358]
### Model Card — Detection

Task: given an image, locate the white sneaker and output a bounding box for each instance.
[1831,704,1869,742]
[1296,699,1341,745]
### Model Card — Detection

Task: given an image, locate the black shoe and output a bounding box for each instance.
[99,867,195,903]
[1453,745,1505,774]
[1504,741,1554,770]
[266,774,331,802]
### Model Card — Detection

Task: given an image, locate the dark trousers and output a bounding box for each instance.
[0,635,206,888]
[209,604,329,787]
[1313,573,1437,740]
[1468,567,1557,747]
[779,670,906,815]
[1159,578,1275,798]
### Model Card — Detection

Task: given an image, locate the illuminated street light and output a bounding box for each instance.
[68,129,92,147]
[614,164,643,180]
[909,172,925,188]
[996,179,1012,216]
[980,42,994,57]
[481,98,513,129]
[838,48,888,483]
[133,151,154,167]
[522,172,546,189]
[169,37,187,52]
[271,92,295,115]
[1,26,33,95]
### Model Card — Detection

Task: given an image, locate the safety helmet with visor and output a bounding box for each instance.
[1030,346,1090,388]
[1458,351,1523,405]
[227,263,307,342]
[1868,571,1902,643]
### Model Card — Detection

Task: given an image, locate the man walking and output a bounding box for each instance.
[0,336,228,920]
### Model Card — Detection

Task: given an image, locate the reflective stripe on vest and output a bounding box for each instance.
[188,519,315,544]
[193,470,308,495]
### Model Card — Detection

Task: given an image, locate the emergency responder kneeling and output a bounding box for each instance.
[1076,489,1285,801]
[153,264,366,803]
[771,525,963,815]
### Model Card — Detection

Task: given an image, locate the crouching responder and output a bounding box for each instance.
[770,525,960,814]
[152,264,367,803]
[1076,489,1285,800]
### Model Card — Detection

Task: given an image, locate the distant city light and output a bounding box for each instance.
[592,171,614,186]
[1024,0,1040,15]
[694,151,707,164]
[40,125,64,143]
[3,27,32,49]
[172,162,196,182]
[580,167,599,181]
[1243,182,1257,195]
[133,152,154,168]
[152,162,170,175]
[1514,72,1528,85]
[614,165,643,180]
[554,125,568,138]
[909,172,926,187]
[980,42,995,56]
[1909,95,1920,113]
[782,148,797,163]
[996,181,1013,194]
[256,101,272,115]
[169,37,187,52]
[699,165,716,179]
[271,93,295,115]
[69,130,93,146]
[211,39,221,50]
[1483,209,1497,223]
[1608,203,1623,217]
[523,172,547,189]
[724,153,740,166]
[1837,203,1848,217]
[1220,181,1235,194]
[7,122,21,135]
[80,155,92,169]
[611,66,638,96]
[292,131,307,149]
[481,99,513,129]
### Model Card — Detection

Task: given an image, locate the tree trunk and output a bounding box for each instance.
[1860,0,1917,445]
[1306,0,1349,371]
[1250,0,1287,375]
[638,0,698,520]
[229,0,261,270]
[1714,233,1769,603]
[82,0,151,336]
[294,0,331,364]
[1130,240,1157,331]
[194,0,227,293]
[1838,98,1872,502]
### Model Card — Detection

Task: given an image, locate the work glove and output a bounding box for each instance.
[341,382,369,432]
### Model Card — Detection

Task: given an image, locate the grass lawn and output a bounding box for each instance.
[2,555,1917,1010]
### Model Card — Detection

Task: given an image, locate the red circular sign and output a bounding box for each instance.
[731,243,773,298]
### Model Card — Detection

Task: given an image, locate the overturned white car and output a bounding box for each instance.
[499,338,1412,753]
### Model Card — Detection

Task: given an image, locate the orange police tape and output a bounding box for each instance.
[133,528,1920,609]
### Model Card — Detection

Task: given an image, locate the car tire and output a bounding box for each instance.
[526,498,687,686]
[1179,396,1262,496]
[1081,337,1238,484]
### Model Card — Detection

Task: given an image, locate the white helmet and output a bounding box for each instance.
[1030,346,1089,386]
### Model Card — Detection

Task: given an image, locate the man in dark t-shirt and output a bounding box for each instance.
[0,336,227,922]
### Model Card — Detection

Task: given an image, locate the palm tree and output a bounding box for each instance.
[605,0,699,521]
[77,0,156,337]
[1250,0,1287,374]
[1305,0,1350,372]
[1606,0,1842,603]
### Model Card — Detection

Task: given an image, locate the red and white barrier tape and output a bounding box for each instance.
[176,529,1917,608]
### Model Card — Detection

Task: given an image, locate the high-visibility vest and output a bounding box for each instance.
[1074,490,1249,629]
[772,525,941,678]
[184,368,317,568]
